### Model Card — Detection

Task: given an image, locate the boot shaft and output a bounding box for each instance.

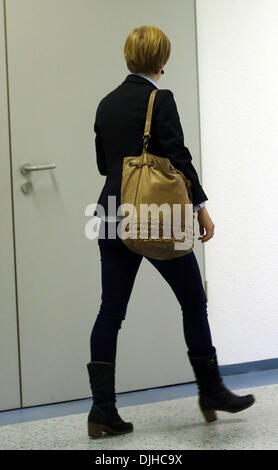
[87,361,116,408]
[187,347,223,392]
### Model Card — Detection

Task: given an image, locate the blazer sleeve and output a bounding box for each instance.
[93,104,107,176]
[152,89,208,206]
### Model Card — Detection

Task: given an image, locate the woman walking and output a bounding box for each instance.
[87,25,255,438]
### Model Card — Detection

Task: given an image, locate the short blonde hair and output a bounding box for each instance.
[124,25,171,75]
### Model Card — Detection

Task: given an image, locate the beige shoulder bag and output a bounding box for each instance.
[119,89,194,260]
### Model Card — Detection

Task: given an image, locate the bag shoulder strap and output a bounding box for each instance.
[143,89,158,138]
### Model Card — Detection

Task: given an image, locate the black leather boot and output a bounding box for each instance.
[187,347,255,423]
[86,361,133,438]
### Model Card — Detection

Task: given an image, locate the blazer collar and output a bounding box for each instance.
[122,73,157,88]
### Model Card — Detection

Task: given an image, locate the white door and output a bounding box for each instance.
[0,0,21,411]
[3,0,204,408]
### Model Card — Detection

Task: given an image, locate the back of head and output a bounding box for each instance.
[124,25,171,75]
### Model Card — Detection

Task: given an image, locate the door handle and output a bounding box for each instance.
[20,162,56,176]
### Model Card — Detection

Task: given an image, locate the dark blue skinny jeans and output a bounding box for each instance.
[90,220,215,362]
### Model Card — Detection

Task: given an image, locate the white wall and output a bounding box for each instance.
[196,0,278,364]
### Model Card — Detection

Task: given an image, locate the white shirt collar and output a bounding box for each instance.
[131,72,160,89]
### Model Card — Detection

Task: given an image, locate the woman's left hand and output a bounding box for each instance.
[196,206,215,243]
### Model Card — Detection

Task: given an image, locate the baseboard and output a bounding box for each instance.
[219,357,278,376]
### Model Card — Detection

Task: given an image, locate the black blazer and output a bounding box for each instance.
[93,73,208,217]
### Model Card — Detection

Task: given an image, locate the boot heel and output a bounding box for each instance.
[202,409,217,423]
[88,422,105,438]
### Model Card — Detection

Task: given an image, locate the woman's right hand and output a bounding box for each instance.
[196,206,215,243]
